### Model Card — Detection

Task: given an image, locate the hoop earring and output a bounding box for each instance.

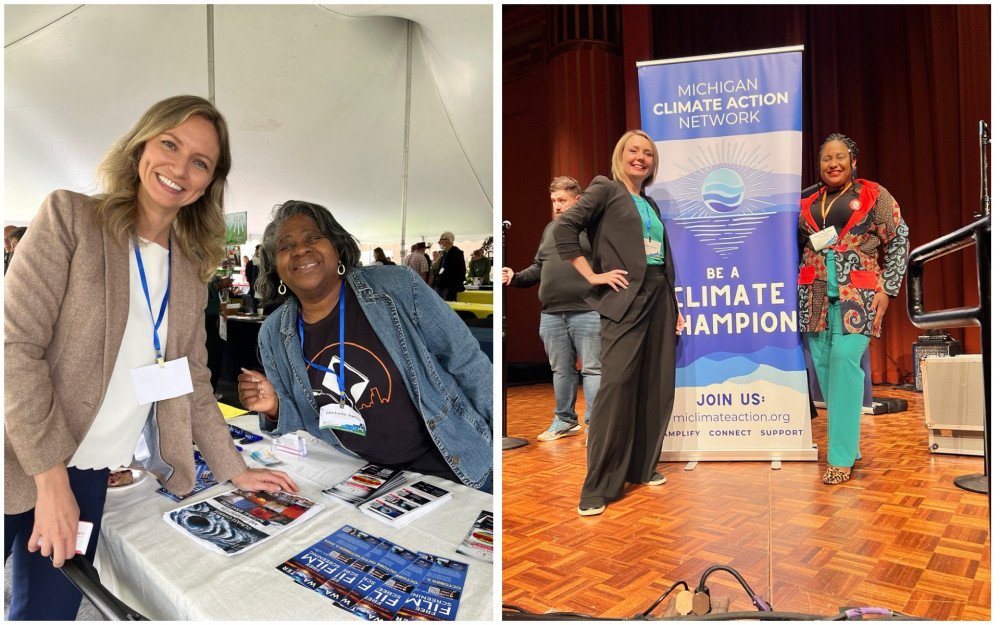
[278,280,287,295]
[338,263,346,276]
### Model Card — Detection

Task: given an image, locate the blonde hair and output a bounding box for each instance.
[610,129,659,191]
[94,95,232,282]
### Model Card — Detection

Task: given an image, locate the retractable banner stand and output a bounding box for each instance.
[637,46,816,461]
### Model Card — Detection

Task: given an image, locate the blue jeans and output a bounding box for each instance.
[539,311,602,429]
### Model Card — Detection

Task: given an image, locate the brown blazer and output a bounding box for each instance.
[4,190,246,514]
[554,176,678,323]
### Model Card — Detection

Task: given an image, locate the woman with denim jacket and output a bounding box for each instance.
[798,133,909,485]
[238,201,493,493]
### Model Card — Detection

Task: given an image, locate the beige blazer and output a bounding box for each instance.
[4,190,246,514]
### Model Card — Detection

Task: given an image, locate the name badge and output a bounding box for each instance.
[643,238,661,257]
[809,226,838,252]
[130,357,194,405]
[39,521,93,555]
[319,402,367,436]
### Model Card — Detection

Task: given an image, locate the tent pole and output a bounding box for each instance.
[206,5,216,104]
[399,21,413,257]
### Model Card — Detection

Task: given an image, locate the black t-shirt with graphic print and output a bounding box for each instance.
[301,287,458,483]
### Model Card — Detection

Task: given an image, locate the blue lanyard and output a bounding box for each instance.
[634,194,653,240]
[133,238,171,367]
[298,285,346,406]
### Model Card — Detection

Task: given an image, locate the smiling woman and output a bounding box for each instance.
[3,95,298,620]
[237,200,494,494]
[553,129,685,517]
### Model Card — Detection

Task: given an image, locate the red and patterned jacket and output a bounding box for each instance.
[797,179,909,338]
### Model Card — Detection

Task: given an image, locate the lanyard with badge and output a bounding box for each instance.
[298,285,367,436]
[635,195,662,260]
[129,238,195,405]
[809,185,850,251]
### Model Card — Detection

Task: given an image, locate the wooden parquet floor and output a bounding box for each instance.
[502,385,990,620]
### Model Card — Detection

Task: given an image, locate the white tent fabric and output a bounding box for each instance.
[4,4,493,256]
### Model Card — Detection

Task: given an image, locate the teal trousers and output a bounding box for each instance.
[807,251,870,467]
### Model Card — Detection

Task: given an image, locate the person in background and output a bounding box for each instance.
[435,231,466,301]
[4,225,18,273]
[205,274,228,399]
[6,227,28,274]
[3,95,297,620]
[467,248,492,284]
[429,250,443,289]
[403,241,431,284]
[554,129,684,517]
[245,244,261,312]
[237,200,493,492]
[798,132,908,485]
[502,176,600,442]
[373,247,394,265]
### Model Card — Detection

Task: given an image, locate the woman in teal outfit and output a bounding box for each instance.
[798,133,909,485]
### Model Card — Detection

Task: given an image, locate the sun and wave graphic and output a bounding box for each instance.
[651,138,797,260]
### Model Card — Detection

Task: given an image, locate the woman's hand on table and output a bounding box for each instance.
[29,464,80,568]
[231,467,299,494]
[238,368,278,416]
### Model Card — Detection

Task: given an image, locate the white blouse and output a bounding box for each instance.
[69,238,170,470]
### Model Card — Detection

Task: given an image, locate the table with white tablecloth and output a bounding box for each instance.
[94,414,494,620]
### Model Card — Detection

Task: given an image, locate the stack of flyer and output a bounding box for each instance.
[321,463,406,507]
[456,510,493,563]
[163,488,322,556]
[278,525,469,621]
[359,481,452,528]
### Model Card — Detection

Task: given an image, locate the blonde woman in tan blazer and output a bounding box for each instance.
[4,96,297,620]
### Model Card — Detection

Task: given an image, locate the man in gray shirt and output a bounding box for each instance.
[502,176,601,441]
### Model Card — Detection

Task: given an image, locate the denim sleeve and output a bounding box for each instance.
[256,321,300,436]
[409,272,493,428]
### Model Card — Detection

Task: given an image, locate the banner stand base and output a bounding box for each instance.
[661,445,818,463]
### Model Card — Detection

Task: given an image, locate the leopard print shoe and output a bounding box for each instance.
[822,465,852,485]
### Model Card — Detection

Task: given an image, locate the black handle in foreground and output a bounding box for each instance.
[60,557,150,621]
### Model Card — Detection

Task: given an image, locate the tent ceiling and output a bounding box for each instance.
[4,4,493,247]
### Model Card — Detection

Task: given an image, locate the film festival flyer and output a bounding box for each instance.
[278,526,471,620]
[456,510,493,563]
[321,463,406,507]
[163,488,322,556]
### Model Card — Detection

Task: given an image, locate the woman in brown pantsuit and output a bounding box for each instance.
[554,129,683,516]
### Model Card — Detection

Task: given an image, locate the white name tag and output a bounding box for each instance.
[130,357,194,405]
[643,238,661,257]
[319,402,368,436]
[39,521,93,555]
[810,226,838,251]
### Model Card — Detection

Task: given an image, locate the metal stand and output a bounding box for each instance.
[907,120,990,499]
[501,220,528,450]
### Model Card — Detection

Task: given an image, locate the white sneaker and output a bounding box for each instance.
[537,424,582,441]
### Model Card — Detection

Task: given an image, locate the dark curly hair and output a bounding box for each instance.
[819,133,859,180]
[256,200,361,305]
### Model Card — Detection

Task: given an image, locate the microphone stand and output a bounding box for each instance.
[501,220,528,450]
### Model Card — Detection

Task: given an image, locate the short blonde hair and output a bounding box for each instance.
[94,95,232,282]
[610,129,658,191]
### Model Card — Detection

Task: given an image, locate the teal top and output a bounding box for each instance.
[631,194,665,265]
